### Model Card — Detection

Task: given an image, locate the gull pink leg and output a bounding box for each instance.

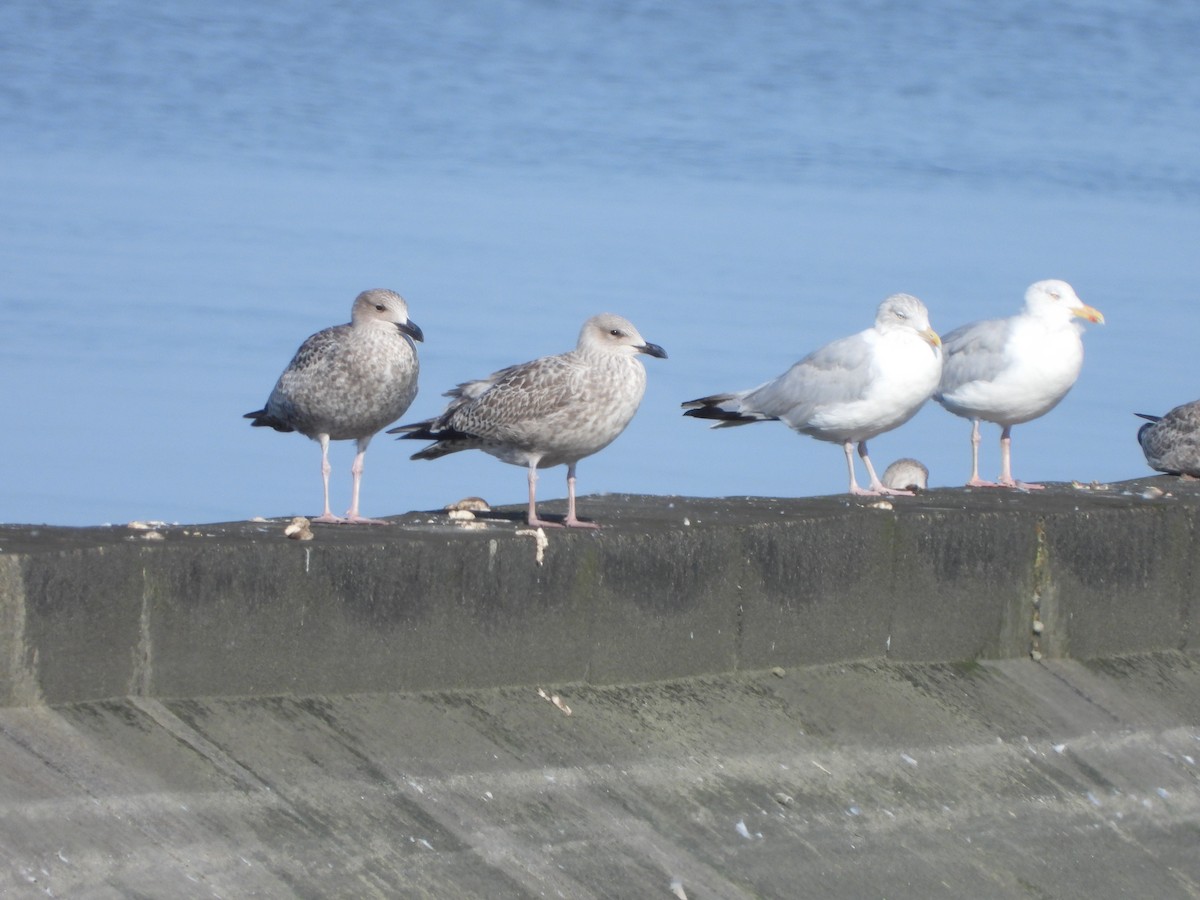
[966,419,1003,488]
[525,462,562,528]
[999,425,1044,490]
[563,462,599,528]
[843,441,877,496]
[860,440,914,496]
[343,435,389,525]
[311,434,346,524]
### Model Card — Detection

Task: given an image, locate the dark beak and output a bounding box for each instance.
[399,320,425,342]
[640,341,667,359]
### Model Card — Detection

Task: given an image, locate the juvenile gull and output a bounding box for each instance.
[882,458,929,492]
[245,289,423,524]
[391,313,666,528]
[1136,400,1200,479]
[682,294,942,496]
[934,279,1104,489]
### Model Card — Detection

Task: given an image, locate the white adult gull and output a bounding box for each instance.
[391,313,666,528]
[682,293,942,496]
[245,288,423,524]
[934,279,1104,489]
[1136,399,1200,479]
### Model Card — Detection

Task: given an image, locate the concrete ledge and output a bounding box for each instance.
[1,477,1198,707]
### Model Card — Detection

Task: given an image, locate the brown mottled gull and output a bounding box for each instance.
[245,289,423,524]
[1136,400,1200,479]
[935,279,1104,489]
[682,294,942,496]
[390,313,666,528]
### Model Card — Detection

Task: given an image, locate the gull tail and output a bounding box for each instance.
[387,420,474,460]
[682,393,778,428]
[243,408,294,433]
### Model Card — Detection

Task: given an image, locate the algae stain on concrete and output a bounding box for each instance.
[1030,519,1057,661]
[0,556,43,706]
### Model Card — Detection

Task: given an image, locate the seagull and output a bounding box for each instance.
[391,313,666,528]
[245,289,423,524]
[882,458,929,492]
[682,294,942,496]
[935,279,1104,489]
[1136,400,1200,479]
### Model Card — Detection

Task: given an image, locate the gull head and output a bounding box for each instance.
[578,313,668,359]
[875,293,941,350]
[1024,279,1105,326]
[351,288,424,342]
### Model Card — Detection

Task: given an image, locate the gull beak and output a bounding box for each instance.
[1072,304,1105,325]
[922,327,942,349]
[399,319,425,342]
[639,341,668,359]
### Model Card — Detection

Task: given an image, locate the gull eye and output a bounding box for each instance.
[375,304,386,311]
[609,329,623,337]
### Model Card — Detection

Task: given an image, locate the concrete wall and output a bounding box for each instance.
[2,478,1198,707]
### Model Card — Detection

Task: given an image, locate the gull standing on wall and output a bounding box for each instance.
[392,313,667,528]
[683,294,943,496]
[1136,399,1200,479]
[245,288,423,524]
[934,279,1104,489]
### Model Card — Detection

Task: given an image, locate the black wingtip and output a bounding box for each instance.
[682,405,756,424]
[1134,412,1162,423]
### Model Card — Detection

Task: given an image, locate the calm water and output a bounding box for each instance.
[2,0,1199,525]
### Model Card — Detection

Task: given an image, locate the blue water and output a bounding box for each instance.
[3,0,1199,525]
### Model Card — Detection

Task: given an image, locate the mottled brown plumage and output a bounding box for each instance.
[246,289,423,524]
[392,313,666,527]
[1137,400,1200,479]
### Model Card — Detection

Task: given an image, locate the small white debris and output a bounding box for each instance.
[515,527,549,565]
[772,792,794,807]
[900,753,917,767]
[284,517,314,541]
[1053,743,1067,754]
[1156,787,1170,799]
[847,805,861,816]
[1140,486,1166,499]
[1032,618,1045,634]
[735,819,753,839]
[141,530,165,541]
[446,496,491,512]
[682,516,691,527]
[1086,791,1101,807]
[770,666,785,678]
[669,877,689,899]
[249,516,269,523]
[867,500,893,511]
[446,508,476,522]
[536,687,572,716]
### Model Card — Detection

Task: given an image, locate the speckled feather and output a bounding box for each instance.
[247,290,421,441]
[394,314,665,470]
[1137,400,1200,477]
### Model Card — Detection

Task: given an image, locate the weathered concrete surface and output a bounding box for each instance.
[1,477,1198,706]
[2,654,1200,898]
[2,478,1200,898]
